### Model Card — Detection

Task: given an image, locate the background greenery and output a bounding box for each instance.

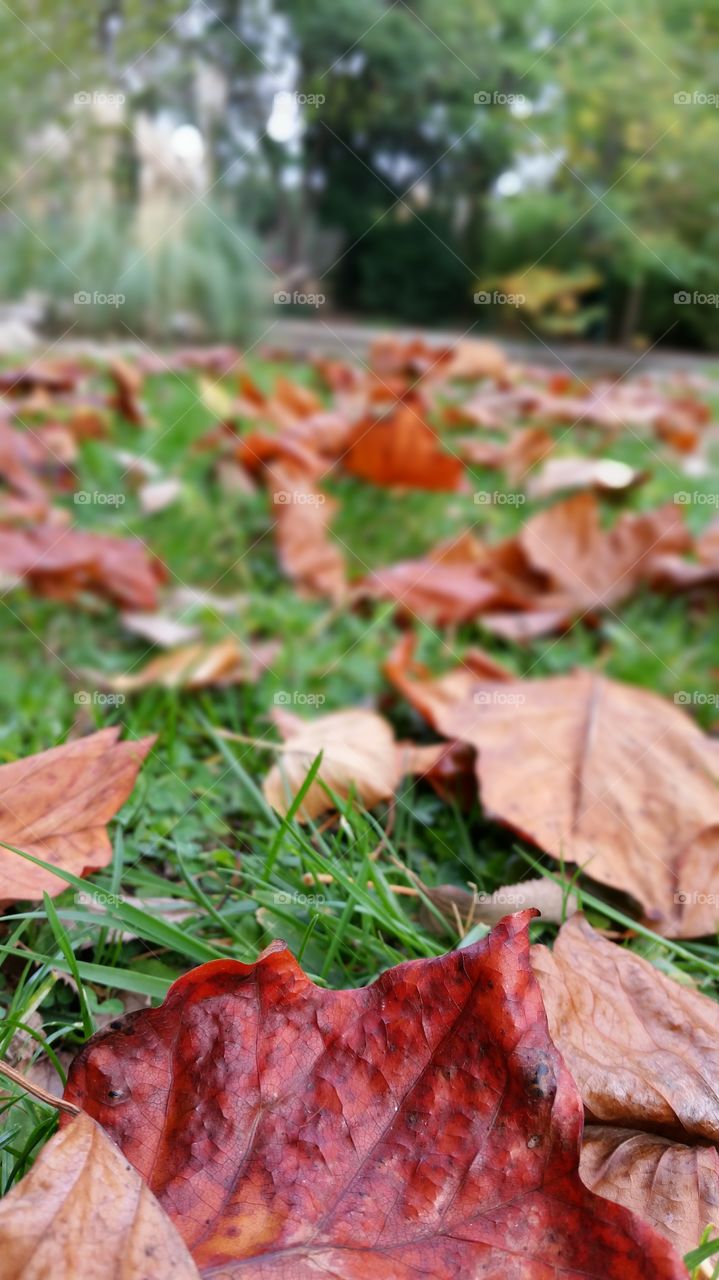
[1,0,717,345]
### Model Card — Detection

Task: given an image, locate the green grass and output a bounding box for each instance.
[1,353,719,1273]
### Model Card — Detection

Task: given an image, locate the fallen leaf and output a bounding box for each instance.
[264,707,401,819]
[384,631,514,725]
[446,337,510,383]
[580,1130,719,1269]
[0,1111,199,1279]
[532,913,719,1256]
[0,728,154,901]
[424,877,579,932]
[398,739,477,807]
[0,361,84,397]
[649,515,719,593]
[63,916,685,1278]
[412,666,719,936]
[138,477,183,515]
[120,611,201,648]
[534,915,719,1137]
[0,420,74,507]
[368,335,455,385]
[363,531,531,625]
[107,358,144,425]
[527,457,645,500]
[458,426,554,483]
[268,464,346,602]
[94,638,278,693]
[0,523,166,610]
[343,398,465,491]
[520,493,690,611]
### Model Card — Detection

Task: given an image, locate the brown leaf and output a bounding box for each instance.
[579,1130,719,1263]
[423,667,719,936]
[107,358,144,425]
[263,707,401,819]
[0,1112,199,1279]
[268,464,346,602]
[520,493,690,611]
[532,913,719,1256]
[384,631,514,725]
[363,531,533,625]
[533,914,719,1137]
[527,457,645,500]
[0,523,166,611]
[649,516,719,593]
[458,426,554,483]
[425,877,579,932]
[446,337,510,383]
[398,739,477,807]
[63,917,686,1279]
[0,728,154,901]
[93,639,278,693]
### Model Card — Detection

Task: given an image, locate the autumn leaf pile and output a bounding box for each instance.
[0,335,718,1278]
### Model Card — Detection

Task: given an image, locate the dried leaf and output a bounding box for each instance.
[0,1112,199,1279]
[0,524,166,611]
[527,457,645,500]
[264,707,400,819]
[344,398,464,491]
[0,728,154,901]
[94,639,278,693]
[447,337,510,383]
[533,915,719,1137]
[421,668,719,936]
[138,478,182,515]
[107,358,144,425]
[579,1130,719,1264]
[425,878,579,932]
[532,914,719,1256]
[268,464,346,602]
[63,917,685,1278]
[120,611,201,648]
[520,493,690,611]
[363,531,529,625]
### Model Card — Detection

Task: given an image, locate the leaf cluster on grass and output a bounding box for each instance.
[0,338,718,1275]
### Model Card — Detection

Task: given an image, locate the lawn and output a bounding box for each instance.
[1,344,719,1237]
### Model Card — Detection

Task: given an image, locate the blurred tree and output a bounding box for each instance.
[0,0,718,344]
